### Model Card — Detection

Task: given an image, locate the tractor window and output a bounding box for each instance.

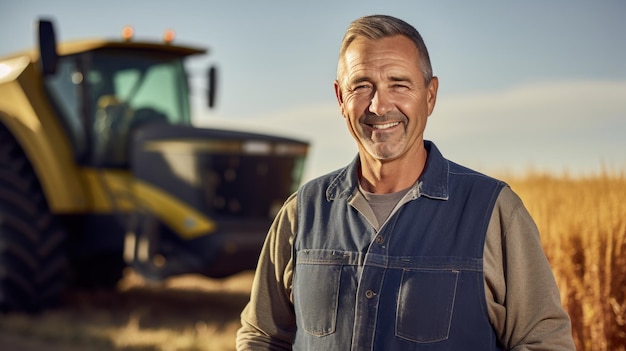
[86,49,192,167]
[113,64,184,124]
[88,50,192,126]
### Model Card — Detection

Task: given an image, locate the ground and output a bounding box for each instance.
[0,269,254,351]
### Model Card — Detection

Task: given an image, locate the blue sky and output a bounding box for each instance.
[1,1,625,180]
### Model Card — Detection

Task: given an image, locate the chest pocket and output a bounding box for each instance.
[396,269,459,343]
[293,250,347,337]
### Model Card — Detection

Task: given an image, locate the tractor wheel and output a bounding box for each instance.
[0,126,68,312]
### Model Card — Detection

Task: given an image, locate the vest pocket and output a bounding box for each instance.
[294,263,341,337]
[395,269,459,343]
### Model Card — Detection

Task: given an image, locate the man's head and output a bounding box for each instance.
[337,15,433,86]
[334,15,438,167]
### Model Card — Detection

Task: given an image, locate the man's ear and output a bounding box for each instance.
[427,76,439,116]
[334,80,346,117]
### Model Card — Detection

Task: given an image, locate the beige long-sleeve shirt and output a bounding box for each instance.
[237,186,575,350]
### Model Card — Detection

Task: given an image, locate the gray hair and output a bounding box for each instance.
[337,15,433,85]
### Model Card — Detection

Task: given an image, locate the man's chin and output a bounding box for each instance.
[364,145,404,162]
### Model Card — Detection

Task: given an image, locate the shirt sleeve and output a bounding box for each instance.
[483,186,576,350]
[236,193,298,351]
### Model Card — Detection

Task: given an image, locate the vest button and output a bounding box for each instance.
[375,235,383,244]
[365,289,377,299]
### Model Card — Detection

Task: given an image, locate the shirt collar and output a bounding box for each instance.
[326,140,450,202]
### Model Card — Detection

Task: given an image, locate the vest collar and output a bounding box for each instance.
[326,140,450,202]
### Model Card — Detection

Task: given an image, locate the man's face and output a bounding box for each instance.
[334,35,438,163]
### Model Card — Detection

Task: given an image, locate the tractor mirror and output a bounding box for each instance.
[38,19,58,75]
[207,65,217,108]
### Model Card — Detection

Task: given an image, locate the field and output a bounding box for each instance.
[505,171,626,351]
[0,172,625,350]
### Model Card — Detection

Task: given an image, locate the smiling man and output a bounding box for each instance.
[335,33,436,194]
[237,15,575,350]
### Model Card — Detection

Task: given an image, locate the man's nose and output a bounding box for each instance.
[368,89,393,116]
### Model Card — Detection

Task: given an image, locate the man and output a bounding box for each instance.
[237,15,575,350]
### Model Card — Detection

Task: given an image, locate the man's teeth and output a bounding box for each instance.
[372,122,400,129]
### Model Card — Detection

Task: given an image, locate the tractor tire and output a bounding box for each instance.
[0,126,68,312]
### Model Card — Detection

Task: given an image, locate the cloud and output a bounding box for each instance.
[197,80,626,180]
[427,80,626,175]
[428,80,626,137]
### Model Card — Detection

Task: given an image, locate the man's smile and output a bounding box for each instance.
[370,121,401,130]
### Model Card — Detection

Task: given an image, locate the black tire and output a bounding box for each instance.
[0,125,68,312]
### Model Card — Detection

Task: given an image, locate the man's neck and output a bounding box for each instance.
[358,147,427,194]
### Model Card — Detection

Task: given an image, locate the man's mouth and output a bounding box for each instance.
[371,121,401,130]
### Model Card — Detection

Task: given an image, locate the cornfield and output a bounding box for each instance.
[505,171,626,351]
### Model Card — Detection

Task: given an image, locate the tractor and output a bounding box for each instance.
[0,19,308,311]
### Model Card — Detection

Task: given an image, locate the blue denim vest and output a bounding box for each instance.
[293,141,505,350]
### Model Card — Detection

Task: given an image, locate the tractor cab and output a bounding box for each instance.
[43,39,208,167]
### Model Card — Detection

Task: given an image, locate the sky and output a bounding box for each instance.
[1,1,625,181]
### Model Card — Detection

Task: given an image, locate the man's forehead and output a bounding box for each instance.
[342,36,418,64]
[342,36,419,70]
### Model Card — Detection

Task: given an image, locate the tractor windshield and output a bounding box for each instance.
[88,49,192,126]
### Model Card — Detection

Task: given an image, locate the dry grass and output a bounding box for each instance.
[504,171,626,351]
